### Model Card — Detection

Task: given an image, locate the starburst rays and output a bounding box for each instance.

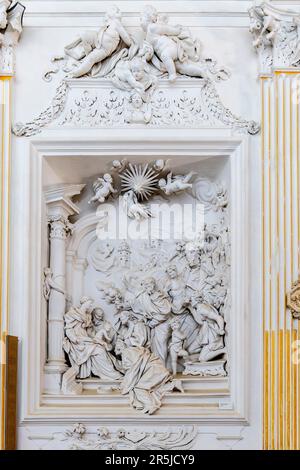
[120,163,158,200]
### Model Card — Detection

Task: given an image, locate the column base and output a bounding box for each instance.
[44,361,68,394]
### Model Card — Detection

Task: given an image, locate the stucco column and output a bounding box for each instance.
[47,215,72,368]
[44,184,85,394]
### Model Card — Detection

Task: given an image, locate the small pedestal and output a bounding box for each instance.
[183,360,227,377]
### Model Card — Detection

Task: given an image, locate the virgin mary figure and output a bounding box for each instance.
[63,296,123,380]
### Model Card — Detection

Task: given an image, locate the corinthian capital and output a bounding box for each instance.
[0,1,25,75]
[249,2,300,73]
[48,215,73,240]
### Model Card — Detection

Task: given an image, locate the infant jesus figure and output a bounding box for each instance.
[168,318,188,376]
[94,320,115,352]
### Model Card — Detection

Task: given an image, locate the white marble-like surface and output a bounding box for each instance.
[8,0,265,450]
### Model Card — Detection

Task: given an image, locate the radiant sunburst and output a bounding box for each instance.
[120,163,158,200]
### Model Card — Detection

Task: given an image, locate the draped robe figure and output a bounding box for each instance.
[63,299,122,380]
[115,311,150,354]
[189,301,226,362]
[120,346,179,414]
[131,277,171,364]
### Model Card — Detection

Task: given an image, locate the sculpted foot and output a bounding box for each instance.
[173,379,184,393]
[168,74,177,82]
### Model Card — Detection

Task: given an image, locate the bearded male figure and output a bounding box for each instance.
[131,277,172,364]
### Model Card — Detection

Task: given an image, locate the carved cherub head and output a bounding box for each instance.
[103,173,113,183]
[103,286,123,305]
[130,57,145,82]
[105,4,121,21]
[141,5,158,30]
[158,178,166,189]
[129,92,144,109]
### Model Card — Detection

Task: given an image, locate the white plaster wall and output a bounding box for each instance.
[9,0,264,450]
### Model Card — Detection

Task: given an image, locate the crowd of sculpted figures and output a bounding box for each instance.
[43,156,232,414]
[61,212,230,413]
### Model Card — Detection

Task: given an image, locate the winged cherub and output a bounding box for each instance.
[88,174,117,204]
[66,5,137,78]
[158,171,195,196]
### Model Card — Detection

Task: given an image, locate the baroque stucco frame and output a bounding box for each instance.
[15,127,251,426]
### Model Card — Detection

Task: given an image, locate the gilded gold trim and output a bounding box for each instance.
[262,70,300,450]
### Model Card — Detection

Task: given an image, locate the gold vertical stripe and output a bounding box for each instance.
[271,331,276,448]
[262,70,300,450]
[286,330,291,449]
[279,330,283,449]
[264,331,269,448]
[293,329,297,449]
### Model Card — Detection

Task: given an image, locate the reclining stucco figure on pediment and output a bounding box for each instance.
[12,3,260,136]
[52,4,229,83]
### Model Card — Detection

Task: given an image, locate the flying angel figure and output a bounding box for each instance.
[88,174,117,204]
[158,171,195,196]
